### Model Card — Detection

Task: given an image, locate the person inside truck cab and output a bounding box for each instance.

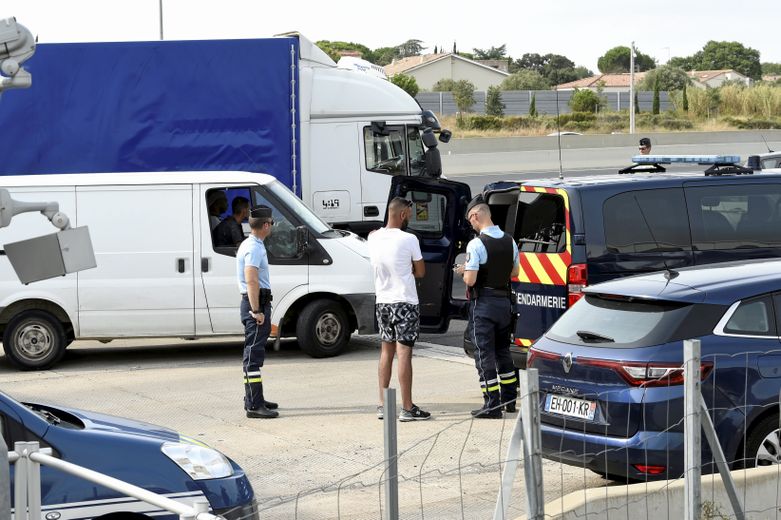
[208,190,228,230]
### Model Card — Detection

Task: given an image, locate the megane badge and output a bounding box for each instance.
[562,353,573,374]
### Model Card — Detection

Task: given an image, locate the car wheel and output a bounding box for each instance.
[743,415,781,468]
[2,310,67,370]
[296,300,350,358]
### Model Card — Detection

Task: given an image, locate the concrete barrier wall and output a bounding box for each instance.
[518,465,781,520]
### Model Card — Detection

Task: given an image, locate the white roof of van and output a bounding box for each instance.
[0,171,276,188]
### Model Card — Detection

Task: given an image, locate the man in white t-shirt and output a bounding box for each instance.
[368,197,431,422]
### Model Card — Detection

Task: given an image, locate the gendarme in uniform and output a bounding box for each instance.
[463,198,520,418]
[237,205,278,418]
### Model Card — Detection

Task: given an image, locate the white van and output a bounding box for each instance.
[0,171,376,369]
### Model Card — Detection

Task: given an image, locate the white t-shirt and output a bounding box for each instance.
[367,227,423,304]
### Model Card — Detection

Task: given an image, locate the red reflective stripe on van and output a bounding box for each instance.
[536,253,566,285]
[519,254,542,284]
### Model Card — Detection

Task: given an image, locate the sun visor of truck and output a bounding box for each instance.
[0,38,303,196]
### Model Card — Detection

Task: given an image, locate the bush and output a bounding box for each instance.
[485,86,505,116]
[431,78,458,92]
[390,74,419,98]
[721,117,781,129]
[568,89,602,112]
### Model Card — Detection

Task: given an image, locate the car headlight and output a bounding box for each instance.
[161,442,233,480]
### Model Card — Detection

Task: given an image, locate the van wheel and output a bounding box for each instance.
[2,311,67,370]
[742,415,781,468]
[296,300,350,358]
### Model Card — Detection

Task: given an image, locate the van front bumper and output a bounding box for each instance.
[344,293,377,334]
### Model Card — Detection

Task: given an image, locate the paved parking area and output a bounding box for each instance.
[0,334,604,519]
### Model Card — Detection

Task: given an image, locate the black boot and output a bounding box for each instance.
[471,390,502,419]
[245,382,279,419]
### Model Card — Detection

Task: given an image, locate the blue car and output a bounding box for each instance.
[4,391,257,519]
[529,258,781,481]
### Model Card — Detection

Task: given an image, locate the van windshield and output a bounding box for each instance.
[264,180,331,235]
[546,295,724,348]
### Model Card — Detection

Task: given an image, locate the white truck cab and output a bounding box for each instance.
[0,171,375,369]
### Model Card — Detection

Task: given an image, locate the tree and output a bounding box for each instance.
[529,93,538,117]
[431,78,458,92]
[597,46,655,73]
[569,89,602,112]
[652,75,660,115]
[433,45,438,54]
[509,53,591,85]
[639,65,691,91]
[485,86,504,116]
[682,83,689,112]
[698,41,761,80]
[762,62,781,75]
[473,45,507,60]
[390,74,419,98]
[397,39,425,58]
[634,91,640,114]
[316,40,374,63]
[452,80,476,115]
[500,70,549,90]
[372,46,400,66]
[670,41,762,81]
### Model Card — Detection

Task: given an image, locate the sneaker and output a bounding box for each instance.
[399,404,431,422]
[377,405,383,420]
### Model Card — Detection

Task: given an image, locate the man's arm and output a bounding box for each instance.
[412,259,425,278]
[244,265,264,324]
[463,269,477,287]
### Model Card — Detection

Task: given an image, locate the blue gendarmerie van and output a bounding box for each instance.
[389,155,781,367]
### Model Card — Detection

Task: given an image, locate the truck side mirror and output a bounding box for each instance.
[295,226,309,257]
[438,129,452,144]
[424,147,442,178]
[747,155,761,170]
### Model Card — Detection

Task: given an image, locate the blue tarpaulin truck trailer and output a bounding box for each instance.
[0,34,441,233]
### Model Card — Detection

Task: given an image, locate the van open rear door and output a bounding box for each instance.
[388,176,471,333]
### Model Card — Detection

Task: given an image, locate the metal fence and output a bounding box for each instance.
[417,90,673,116]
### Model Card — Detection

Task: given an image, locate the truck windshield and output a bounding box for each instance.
[407,126,426,176]
[265,181,331,235]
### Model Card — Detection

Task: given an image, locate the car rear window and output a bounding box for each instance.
[546,295,725,348]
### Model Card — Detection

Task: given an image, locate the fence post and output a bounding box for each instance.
[13,442,28,520]
[493,400,524,519]
[383,388,399,520]
[0,434,10,520]
[521,368,544,520]
[439,91,443,115]
[683,339,702,520]
[26,443,41,520]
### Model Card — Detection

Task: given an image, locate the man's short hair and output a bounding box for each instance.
[232,196,250,214]
[639,137,651,147]
[388,197,413,214]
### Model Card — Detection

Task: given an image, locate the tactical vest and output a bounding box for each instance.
[469,232,514,298]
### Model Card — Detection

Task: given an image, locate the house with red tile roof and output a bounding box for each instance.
[687,69,751,88]
[554,72,647,93]
[383,53,510,91]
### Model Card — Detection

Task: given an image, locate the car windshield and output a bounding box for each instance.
[265,180,331,235]
[546,295,724,348]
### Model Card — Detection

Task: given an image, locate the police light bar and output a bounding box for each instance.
[631,154,741,165]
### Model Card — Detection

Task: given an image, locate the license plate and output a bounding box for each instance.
[545,394,597,421]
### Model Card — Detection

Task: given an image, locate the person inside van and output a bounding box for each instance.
[214,196,250,247]
[208,191,228,230]
[639,137,652,155]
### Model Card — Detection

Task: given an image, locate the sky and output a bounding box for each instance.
[3,0,780,72]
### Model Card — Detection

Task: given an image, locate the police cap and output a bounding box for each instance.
[250,206,272,219]
[465,193,486,217]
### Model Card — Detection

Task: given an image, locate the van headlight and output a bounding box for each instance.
[161,442,233,480]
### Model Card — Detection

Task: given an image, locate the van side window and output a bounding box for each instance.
[207,187,252,256]
[364,126,407,175]
[724,296,776,336]
[516,192,567,253]
[603,189,690,253]
[685,185,781,250]
[251,189,299,259]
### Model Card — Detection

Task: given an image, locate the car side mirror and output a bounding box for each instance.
[296,226,309,256]
[439,129,452,144]
[747,155,761,170]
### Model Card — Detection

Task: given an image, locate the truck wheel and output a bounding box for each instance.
[2,311,67,370]
[296,300,350,358]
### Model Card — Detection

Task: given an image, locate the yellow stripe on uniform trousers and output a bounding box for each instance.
[243,377,262,384]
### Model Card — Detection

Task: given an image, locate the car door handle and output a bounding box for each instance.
[177,258,186,273]
[364,206,379,217]
[201,257,210,273]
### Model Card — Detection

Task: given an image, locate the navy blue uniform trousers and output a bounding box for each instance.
[240,296,272,410]
[468,295,518,410]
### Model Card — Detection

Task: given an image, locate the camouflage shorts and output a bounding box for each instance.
[375,303,420,347]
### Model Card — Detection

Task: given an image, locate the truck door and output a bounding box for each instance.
[388,176,471,332]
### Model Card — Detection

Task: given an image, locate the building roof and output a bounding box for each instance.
[384,53,510,78]
[555,72,647,90]
[687,69,746,82]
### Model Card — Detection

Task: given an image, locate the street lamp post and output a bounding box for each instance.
[629,41,635,134]
[158,0,164,40]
